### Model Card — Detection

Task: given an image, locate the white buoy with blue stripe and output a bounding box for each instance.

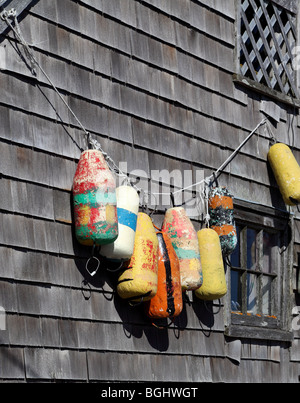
[100,186,139,261]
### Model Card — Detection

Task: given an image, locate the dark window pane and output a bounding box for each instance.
[262,275,272,315]
[231,270,242,312]
[247,228,257,270]
[263,232,279,274]
[247,273,258,314]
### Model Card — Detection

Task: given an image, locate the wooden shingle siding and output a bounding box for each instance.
[0,0,299,382]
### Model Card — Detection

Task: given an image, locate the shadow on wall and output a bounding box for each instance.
[266,162,287,212]
[73,244,217,352]
[70,192,218,352]
[192,298,216,337]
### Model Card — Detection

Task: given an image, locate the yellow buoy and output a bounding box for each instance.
[268,143,300,206]
[195,228,227,301]
[117,212,159,303]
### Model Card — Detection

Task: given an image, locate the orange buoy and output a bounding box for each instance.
[162,207,203,291]
[117,212,159,303]
[72,149,118,246]
[209,187,237,257]
[145,232,183,320]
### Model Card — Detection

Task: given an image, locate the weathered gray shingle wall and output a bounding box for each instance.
[0,0,299,382]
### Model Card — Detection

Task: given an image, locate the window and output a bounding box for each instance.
[231,226,279,316]
[224,200,294,341]
[235,0,299,104]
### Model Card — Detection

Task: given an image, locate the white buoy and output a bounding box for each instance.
[100,186,140,261]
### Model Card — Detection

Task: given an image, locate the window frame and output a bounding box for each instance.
[224,199,294,342]
[230,226,279,317]
[234,0,300,107]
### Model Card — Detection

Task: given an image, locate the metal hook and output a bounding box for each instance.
[140,189,147,213]
[151,317,175,330]
[85,255,100,277]
[128,296,144,307]
[106,261,124,273]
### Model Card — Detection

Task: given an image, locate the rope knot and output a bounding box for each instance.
[0,8,16,21]
[204,213,210,228]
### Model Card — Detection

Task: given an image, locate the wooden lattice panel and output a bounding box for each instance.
[240,0,298,98]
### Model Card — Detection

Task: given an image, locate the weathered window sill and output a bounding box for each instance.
[225,324,293,342]
[233,74,300,109]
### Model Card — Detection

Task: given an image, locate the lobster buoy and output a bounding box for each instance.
[162,207,203,291]
[100,186,139,261]
[195,228,227,301]
[209,187,237,257]
[268,143,300,206]
[72,149,118,246]
[145,232,183,320]
[117,212,159,303]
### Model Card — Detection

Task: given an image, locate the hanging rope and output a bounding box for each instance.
[152,117,270,198]
[1,8,277,211]
[203,179,211,228]
[1,8,91,144]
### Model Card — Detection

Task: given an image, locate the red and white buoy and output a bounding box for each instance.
[72,149,118,246]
